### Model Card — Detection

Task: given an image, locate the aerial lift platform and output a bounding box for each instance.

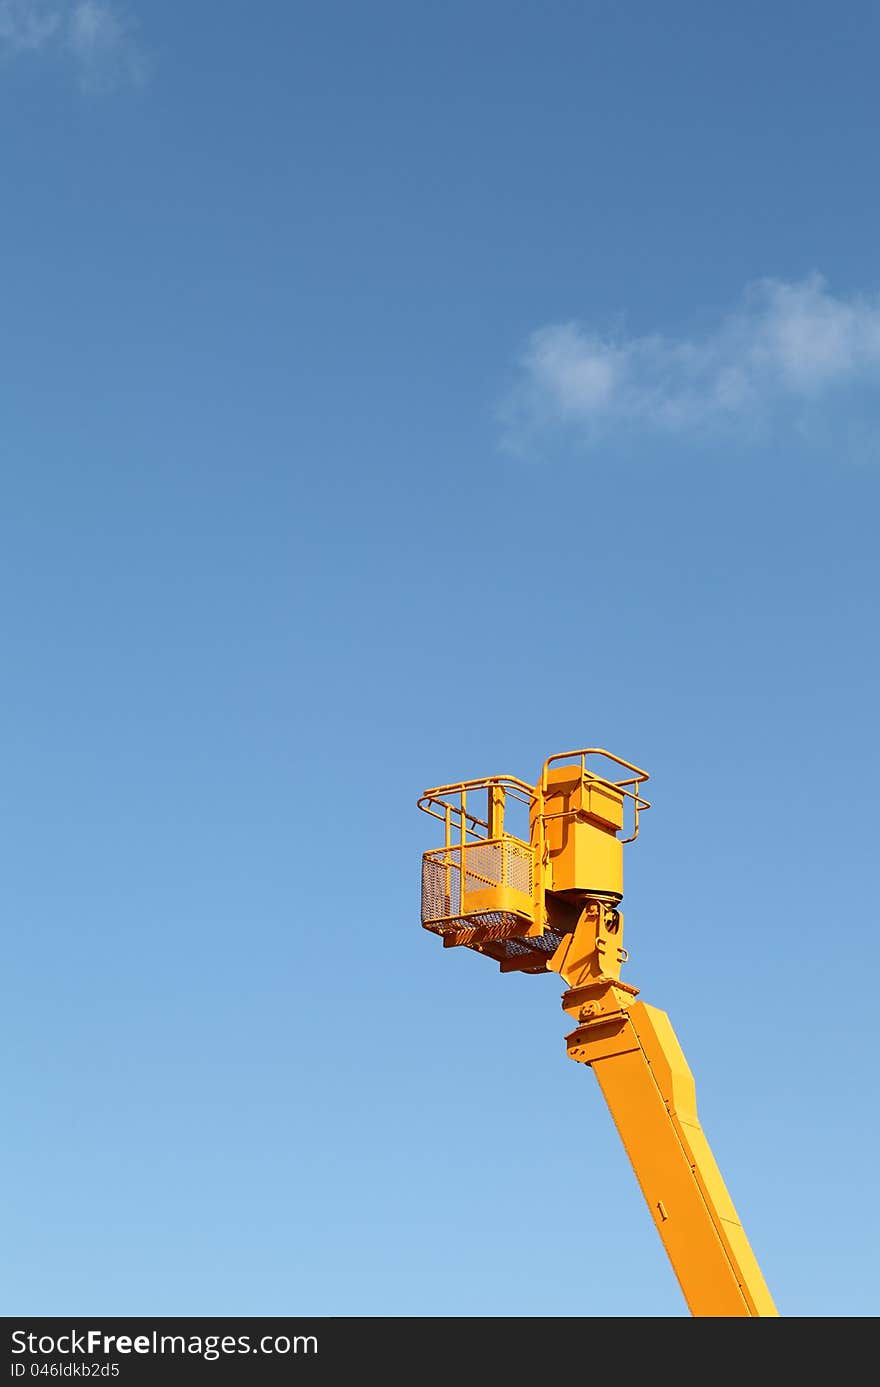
[418,747,777,1318]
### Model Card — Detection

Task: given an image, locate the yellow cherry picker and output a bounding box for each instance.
[417,748,777,1318]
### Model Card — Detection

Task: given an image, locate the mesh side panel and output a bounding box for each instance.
[464,841,502,894]
[421,839,534,925]
[421,854,461,922]
[506,841,532,894]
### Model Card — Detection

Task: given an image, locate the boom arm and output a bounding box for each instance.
[549,913,777,1317]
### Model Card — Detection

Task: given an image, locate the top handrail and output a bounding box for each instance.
[540,748,651,843]
[418,774,534,803]
[417,752,652,846]
[417,775,536,846]
[542,748,650,800]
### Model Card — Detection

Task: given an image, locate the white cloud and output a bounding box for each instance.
[0,1,61,51]
[68,0,146,89]
[0,0,146,87]
[505,274,880,451]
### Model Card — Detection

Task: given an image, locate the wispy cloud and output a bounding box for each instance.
[0,0,147,88]
[68,0,146,89]
[503,274,880,454]
[0,1,61,52]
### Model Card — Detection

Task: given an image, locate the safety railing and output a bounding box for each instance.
[417,775,535,847]
[539,748,651,844]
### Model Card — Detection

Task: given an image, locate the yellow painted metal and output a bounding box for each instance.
[549,899,628,983]
[417,747,778,1316]
[418,753,649,971]
[554,957,778,1316]
[540,748,650,844]
[418,775,541,965]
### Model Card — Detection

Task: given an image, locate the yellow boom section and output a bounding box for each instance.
[563,989,777,1316]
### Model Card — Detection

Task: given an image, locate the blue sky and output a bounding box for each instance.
[2,1,878,1319]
